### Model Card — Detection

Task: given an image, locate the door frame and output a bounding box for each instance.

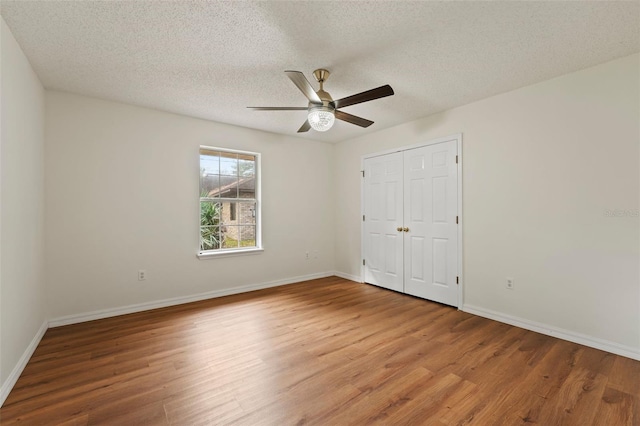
[360,133,464,308]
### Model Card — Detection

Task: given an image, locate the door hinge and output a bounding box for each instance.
[363,259,366,266]
[456,276,459,285]
[456,216,459,224]
[363,215,365,221]
[361,170,365,178]
[456,155,458,164]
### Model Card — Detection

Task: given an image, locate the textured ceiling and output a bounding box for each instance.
[1,1,639,143]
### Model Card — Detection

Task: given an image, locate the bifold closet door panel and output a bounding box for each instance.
[403,141,458,306]
[363,152,404,293]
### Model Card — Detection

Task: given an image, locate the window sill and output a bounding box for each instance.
[197,247,264,260]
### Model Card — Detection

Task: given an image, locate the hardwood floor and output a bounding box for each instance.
[1,276,638,425]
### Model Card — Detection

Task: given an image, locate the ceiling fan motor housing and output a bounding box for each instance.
[310,93,334,112]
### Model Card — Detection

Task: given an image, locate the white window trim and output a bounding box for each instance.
[197,145,262,259]
[197,247,264,260]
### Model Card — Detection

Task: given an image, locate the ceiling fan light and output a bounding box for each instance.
[308,106,335,132]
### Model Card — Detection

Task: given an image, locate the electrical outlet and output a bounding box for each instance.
[313,250,319,260]
[305,252,310,260]
[506,277,514,290]
[138,270,146,281]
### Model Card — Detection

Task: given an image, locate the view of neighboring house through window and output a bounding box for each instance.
[199,147,260,253]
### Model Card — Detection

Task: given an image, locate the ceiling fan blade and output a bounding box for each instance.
[333,85,394,109]
[285,71,322,104]
[297,120,311,133]
[247,107,308,111]
[334,110,374,128]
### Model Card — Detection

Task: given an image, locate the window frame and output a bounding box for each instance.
[197,145,263,259]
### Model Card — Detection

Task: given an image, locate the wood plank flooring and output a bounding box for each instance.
[1,276,638,425]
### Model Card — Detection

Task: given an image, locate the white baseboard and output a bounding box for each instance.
[49,271,334,328]
[0,320,48,407]
[333,271,363,283]
[462,304,640,361]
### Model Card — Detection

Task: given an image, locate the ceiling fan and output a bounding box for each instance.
[248,69,394,133]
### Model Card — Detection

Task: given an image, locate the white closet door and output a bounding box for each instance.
[403,140,458,306]
[363,152,404,293]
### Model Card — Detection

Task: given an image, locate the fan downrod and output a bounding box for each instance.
[312,69,332,101]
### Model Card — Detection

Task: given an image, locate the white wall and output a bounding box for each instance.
[334,54,640,356]
[0,18,47,396]
[45,92,335,320]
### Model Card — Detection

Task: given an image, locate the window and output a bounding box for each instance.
[199,146,261,257]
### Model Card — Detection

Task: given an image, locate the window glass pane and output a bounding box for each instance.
[240,226,256,247]
[217,176,238,198]
[238,154,255,177]
[200,225,221,250]
[220,151,238,176]
[200,201,221,223]
[238,176,255,199]
[238,202,256,225]
[200,174,220,197]
[200,153,220,175]
[200,201,221,250]
[222,226,240,248]
[221,202,236,225]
